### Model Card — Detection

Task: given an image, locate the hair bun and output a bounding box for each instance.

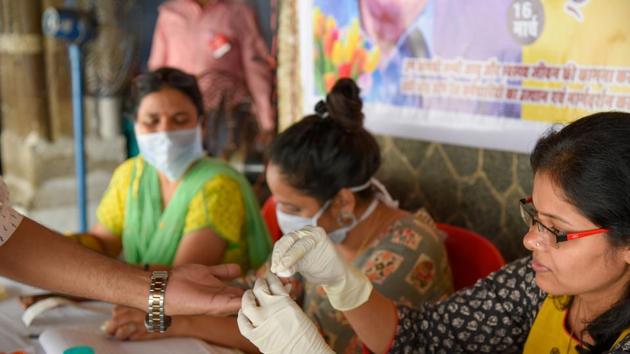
[325,78,364,131]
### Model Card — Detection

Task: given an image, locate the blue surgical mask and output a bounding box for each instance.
[136,127,205,181]
[275,178,397,244]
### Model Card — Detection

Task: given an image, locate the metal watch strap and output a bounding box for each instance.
[145,270,172,333]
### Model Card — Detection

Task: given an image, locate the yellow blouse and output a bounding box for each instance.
[524,296,630,354]
[96,158,246,266]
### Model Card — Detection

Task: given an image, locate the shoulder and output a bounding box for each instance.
[487,256,545,304]
[382,208,444,242]
[201,174,241,194]
[111,157,139,181]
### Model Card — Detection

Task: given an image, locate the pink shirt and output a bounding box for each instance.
[0,177,24,246]
[149,0,274,131]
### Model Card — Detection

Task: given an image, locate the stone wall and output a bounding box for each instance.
[376,136,533,261]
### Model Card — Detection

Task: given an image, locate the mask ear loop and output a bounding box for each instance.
[311,200,331,226]
[370,178,399,208]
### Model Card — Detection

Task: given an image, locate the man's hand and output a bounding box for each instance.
[165,263,244,316]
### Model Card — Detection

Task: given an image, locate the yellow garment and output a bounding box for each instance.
[96,157,246,266]
[524,296,630,354]
[66,233,104,253]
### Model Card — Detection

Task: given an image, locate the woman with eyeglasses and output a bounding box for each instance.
[239,112,630,354]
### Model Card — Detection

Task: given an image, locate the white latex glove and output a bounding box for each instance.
[237,274,333,354]
[270,225,373,311]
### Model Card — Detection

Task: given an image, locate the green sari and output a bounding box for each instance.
[122,157,271,269]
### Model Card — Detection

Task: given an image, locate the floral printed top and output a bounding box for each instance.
[304,209,454,354]
[390,257,630,353]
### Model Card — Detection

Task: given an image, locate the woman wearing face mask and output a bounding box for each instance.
[240,112,630,354]
[262,77,453,353]
[81,67,271,272]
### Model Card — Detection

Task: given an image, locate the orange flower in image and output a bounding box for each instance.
[324,72,338,91]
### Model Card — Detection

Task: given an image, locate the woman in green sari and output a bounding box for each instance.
[83,67,271,272]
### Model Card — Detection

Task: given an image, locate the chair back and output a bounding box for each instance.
[261,196,283,242]
[437,223,506,291]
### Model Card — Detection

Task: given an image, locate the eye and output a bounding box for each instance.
[278,202,300,214]
[173,113,192,125]
[139,115,159,127]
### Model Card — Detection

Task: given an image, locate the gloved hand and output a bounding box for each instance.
[237,274,333,354]
[270,225,373,311]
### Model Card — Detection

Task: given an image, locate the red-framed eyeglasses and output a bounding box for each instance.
[519,197,608,247]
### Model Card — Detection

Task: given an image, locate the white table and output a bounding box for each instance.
[0,277,111,354]
[0,278,241,354]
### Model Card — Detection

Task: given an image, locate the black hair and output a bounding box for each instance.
[269,78,381,204]
[530,111,630,353]
[130,67,205,119]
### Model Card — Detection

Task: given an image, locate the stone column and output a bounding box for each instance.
[0,0,51,197]
[276,0,302,130]
[0,0,51,138]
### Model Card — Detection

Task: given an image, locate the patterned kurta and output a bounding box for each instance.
[304,209,454,353]
[390,257,630,353]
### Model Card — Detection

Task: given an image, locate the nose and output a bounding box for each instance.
[158,116,173,132]
[522,228,541,251]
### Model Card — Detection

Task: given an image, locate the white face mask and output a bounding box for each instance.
[275,178,398,244]
[136,127,205,181]
[275,200,329,237]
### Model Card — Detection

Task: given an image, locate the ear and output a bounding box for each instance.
[330,188,356,216]
[623,246,630,265]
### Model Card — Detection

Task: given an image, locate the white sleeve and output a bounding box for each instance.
[0,177,24,246]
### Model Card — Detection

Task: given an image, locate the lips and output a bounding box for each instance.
[531,259,551,272]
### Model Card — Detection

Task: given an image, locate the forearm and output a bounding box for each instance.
[0,217,149,311]
[344,290,398,354]
[174,315,260,353]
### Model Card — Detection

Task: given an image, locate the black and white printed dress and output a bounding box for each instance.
[389,257,630,354]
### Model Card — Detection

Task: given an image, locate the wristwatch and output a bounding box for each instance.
[144,270,172,333]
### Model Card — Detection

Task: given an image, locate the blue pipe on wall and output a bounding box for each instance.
[69,44,88,232]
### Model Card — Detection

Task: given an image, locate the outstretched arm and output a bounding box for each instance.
[0,217,150,311]
[0,217,244,316]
